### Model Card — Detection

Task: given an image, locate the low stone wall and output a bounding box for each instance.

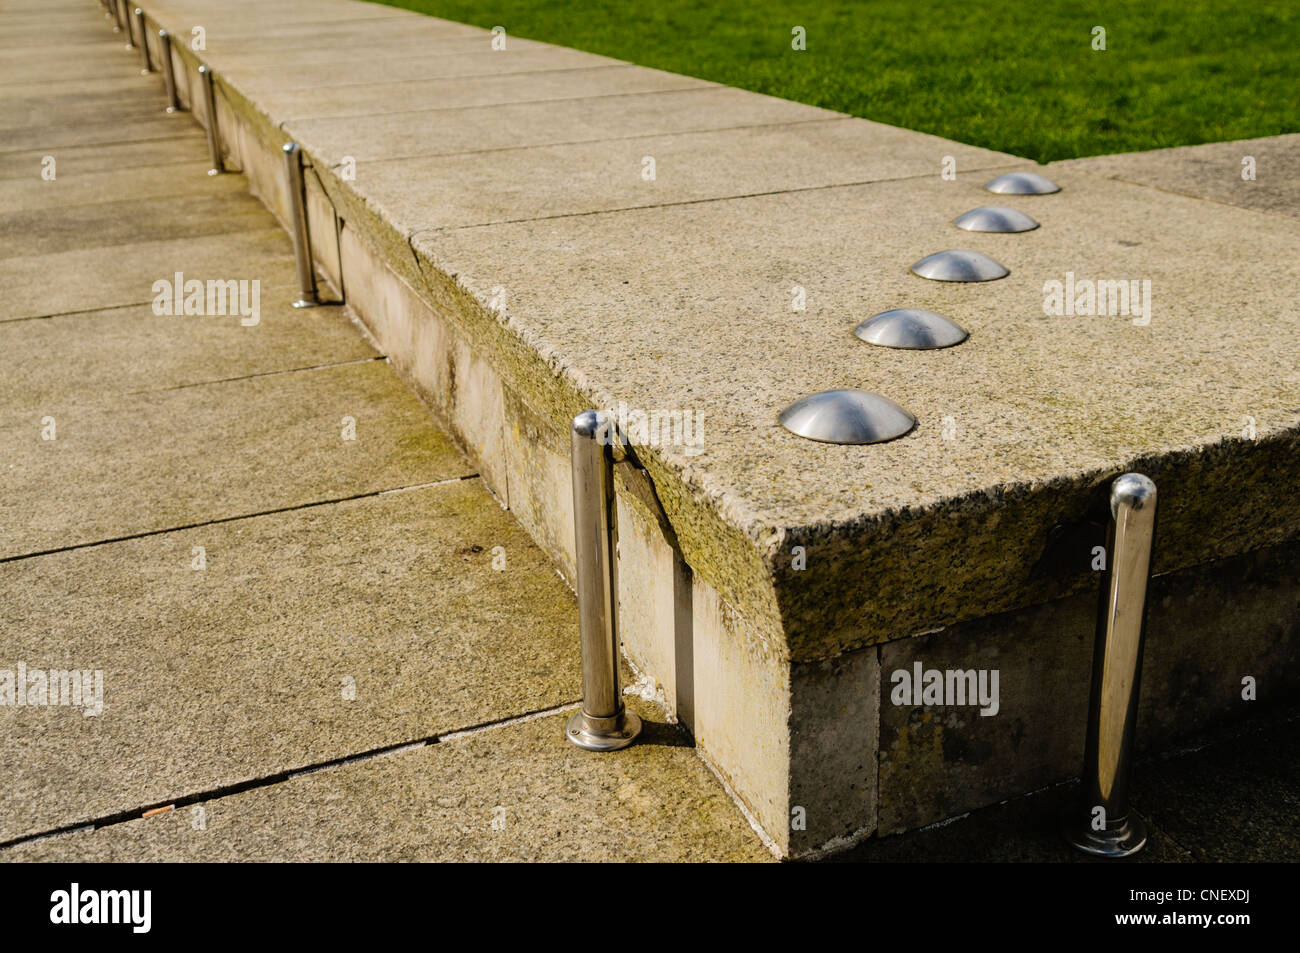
[129,0,1300,856]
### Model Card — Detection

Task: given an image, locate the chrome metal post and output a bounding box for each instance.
[198,65,223,175]
[135,9,150,73]
[111,0,124,32]
[158,30,179,112]
[565,411,642,751]
[120,0,134,48]
[1065,472,1157,857]
[282,143,320,308]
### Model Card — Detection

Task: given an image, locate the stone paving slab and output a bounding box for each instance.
[0,184,272,257]
[350,119,1017,230]
[0,296,377,415]
[1,160,234,212]
[1056,133,1300,219]
[0,134,207,180]
[0,95,169,133]
[412,166,1300,658]
[0,114,208,154]
[0,359,473,558]
[0,479,583,843]
[0,48,143,86]
[2,703,768,861]
[0,29,116,52]
[0,227,295,320]
[261,65,713,122]
[286,86,842,164]
[0,75,153,102]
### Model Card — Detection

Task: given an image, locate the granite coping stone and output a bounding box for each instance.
[411,168,1300,658]
[131,0,1300,663]
[256,65,714,123]
[1056,133,1300,220]
[343,119,1019,229]
[283,86,845,164]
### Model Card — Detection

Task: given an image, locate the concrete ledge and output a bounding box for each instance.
[121,0,1300,857]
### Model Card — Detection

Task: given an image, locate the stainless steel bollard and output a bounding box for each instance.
[198,65,223,175]
[135,9,150,73]
[158,30,179,113]
[565,411,642,751]
[1065,472,1157,857]
[120,0,134,48]
[282,143,320,308]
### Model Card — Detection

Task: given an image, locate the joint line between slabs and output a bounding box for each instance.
[0,475,480,565]
[0,700,581,852]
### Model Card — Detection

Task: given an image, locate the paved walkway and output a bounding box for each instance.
[0,0,765,862]
[4,0,1296,863]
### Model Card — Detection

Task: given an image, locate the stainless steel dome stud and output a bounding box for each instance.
[854,309,969,350]
[953,206,1040,233]
[779,389,917,444]
[984,171,1061,195]
[910,250,1009,282]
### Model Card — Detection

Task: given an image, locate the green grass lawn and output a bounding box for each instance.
[367,0,1298,162]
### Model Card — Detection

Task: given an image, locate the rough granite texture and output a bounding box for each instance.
[0,360,473,557]
[4,704,769,862]
[121,0,1300,665]
[0,294,377,414]
[0,227,296,321]
[412,171,1300,660]
[0,481,584,843]
[1056,134,1300,220]
[0,12,765,860]
[8,0,1296,860]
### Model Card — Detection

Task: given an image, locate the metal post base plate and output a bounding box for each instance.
[566,708,642,752]
[1063,813,1148,858]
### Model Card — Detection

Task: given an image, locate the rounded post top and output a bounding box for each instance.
[1111,472,1157,515]
[571,409,608,440]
